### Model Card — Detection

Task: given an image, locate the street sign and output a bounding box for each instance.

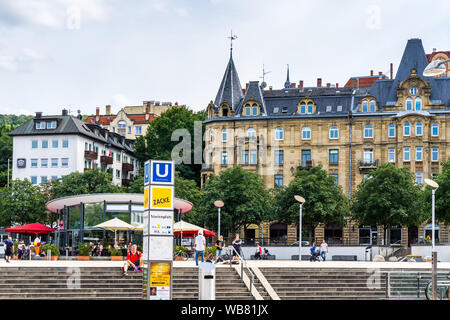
[150,160,175,185]
[150,185,174,210]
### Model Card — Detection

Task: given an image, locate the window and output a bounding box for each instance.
[51,176,58,181]
[62,139,69,148]
[273,107,279,113]
[116,170,121,178]
[403,122,410,136]
[222,129,227,142]
[415,147,423,161]
[47,121,57,129]
[302,127,311,140]
[388,124,395,137]
[369,100,376,112]
[388,148,395,162]
[301,150,311,167]
[329,174,338,185]
[362,101,368,112]
[252,104,258,115]
[274,150,284,165]
[337,105,343,112]
[329,149,339,164]
[51,158,58,167]
[250,150,257,164]
[363,149,373,162]
[116,153,121,162]
[52,140,58,148]
[431,123,439,136]
[416,122,423,136]
[364,125,373,138]
[128,126,132,134]
[35,121,45,129]
[118,121,126,129]
[61,158,69,167]
[31,159,38,168]
[307,103,313,114]
[275,127,284,140]
[410,88,418,95]
[221,152,228,165]
[415,172,423,185]
[41,158,48,168]
[274,174,284,188]
[300,103,306,114]
[42,140,48,148]
[32,140,38,149]
[415,97,422,111]
[403,147,411,162]
[136,126,142,135]
[329,126,339,139]
[431,148,439,162]
[41,176,47,184]
[242,150,249,165]
[406,98,413,111]
[247,128,256,138]
[326,106,332,112]
[30,176,37,185]
[245,104,251,116]
[209,129,213,143]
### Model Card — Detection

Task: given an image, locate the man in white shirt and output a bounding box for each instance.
[319,239,328,261]
[194,230,206,266]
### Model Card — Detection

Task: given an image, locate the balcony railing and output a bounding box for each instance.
[201,163,214,172]
[121,178,132,187]
[100,155,113,165]
[84,150,98,160]
[122,162,134,172]
[358,159,379,170]
[297,160,313,170]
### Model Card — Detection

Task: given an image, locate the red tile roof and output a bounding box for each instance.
[426,51,450,61]
[85,114,156,125]
[344,75,387,88]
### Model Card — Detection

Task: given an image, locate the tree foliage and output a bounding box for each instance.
[424,161,450,224]
[274,165,349,236]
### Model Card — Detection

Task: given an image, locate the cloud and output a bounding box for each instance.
[111,94,132,108]
[0,48,45,73]
[0,56,18,72]
[174,7,189,17]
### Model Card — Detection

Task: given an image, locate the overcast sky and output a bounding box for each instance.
[0,0,448,116]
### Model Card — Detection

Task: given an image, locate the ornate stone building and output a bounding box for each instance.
[202,38,450,247]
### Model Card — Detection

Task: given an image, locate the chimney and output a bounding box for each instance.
[336,83,339,88]
[370,70,374,76]
[269,86,273,91]
[105,105,111,115]
[317,78,322,87]
[243,82,249,94]
[95,107,100,122]
[145,105,150,121]
[390,63,393,79]
[326,83,331,88]
[35,112,42,118]
[290,83,296,88]
[378,71,382,76]
[433,48,436,53]
[62,109,68,116]
[298,80,304,90]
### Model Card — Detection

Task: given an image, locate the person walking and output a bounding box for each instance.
[215,235,224,263]
[320,239,328,261]
[254,243,262,260]
[4,237,14,263]
[231,234,242,264]
[309,241,317,262]
[194,230,206,266]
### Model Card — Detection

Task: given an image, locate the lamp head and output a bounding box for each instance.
[424,178,439,189]
[423,60,446,77]
[294,195,305,204]
[214,200,224,208]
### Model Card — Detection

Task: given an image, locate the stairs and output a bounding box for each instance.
[172,267,254,300]
[0,267,142,299]
[260,268,387,300]
[242,268,271,300]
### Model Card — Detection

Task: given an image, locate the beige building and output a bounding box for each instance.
[202,38,450,248]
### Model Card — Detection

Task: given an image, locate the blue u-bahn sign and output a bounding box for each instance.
[150,160,174,185]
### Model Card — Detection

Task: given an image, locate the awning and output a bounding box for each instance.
[424,224,440,231]
[6,223,55,235]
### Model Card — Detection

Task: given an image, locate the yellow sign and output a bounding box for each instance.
[150,186,174,209]
[150,262,171,287]
[144,187,149,209]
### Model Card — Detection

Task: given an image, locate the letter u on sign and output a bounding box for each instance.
[151,161,174,184]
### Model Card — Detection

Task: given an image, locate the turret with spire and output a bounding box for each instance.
[284,64,291,88]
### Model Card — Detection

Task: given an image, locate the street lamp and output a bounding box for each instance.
[294,195,305,261]
[424,178,439,300]
[214,200,224,239]
[423,59,449,77]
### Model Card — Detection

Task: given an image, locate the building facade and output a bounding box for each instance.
[202,38,450,247]
[85,101,176,140]
[10,110,139,187]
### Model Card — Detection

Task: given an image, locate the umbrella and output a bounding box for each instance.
[132,223,144,231]
[6,223,55,235]
[173,220,216,239]
[94,217,135,242]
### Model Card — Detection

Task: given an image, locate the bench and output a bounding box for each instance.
[291,255,311,261]
[331,255,357,261]
[250,254,276,260]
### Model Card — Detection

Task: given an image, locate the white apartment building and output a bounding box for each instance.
[9,110,139,186]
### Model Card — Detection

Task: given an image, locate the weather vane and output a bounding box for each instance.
[228,30,238,54]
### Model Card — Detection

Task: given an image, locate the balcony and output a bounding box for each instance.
[358,159,379,170]
[121,178,132,187]
[201,163,214,172]
[84,150,98,160]
[122,162,134,173]
[100,155,113,165]
[297,160,313,171]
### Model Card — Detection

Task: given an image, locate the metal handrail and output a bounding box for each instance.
[227,245,255,295]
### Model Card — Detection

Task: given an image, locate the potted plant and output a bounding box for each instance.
[108,246,124,261]
[77,243,92,260]
[173,245,188,261]
[43,244,60,261]
[13,241,18,260]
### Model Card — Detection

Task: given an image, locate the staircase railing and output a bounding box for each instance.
[227,245,255,296]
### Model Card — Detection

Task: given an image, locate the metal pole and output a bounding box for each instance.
[431,189,437,300]
[299,204,302,261]
[7,158,10,187]
[218,207,221,240]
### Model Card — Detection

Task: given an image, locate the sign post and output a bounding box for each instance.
[143,160,175,300]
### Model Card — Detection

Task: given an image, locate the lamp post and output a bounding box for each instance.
[423,58,450,77]
[294,195,305,261]
[424,178,439,300]
[214,200,224,240]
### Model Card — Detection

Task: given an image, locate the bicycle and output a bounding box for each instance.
[173,249,190,261]
[424,276,450,300]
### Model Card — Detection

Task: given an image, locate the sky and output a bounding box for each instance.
[0,0,448,116]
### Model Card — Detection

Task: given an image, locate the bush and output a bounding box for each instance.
[13,241,18,255]
[77,243,93,256]
[206,246,216,256]
[42,244,59,256]
[108,246,123,256]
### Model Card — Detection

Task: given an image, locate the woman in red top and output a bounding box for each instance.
[122,244,143,276]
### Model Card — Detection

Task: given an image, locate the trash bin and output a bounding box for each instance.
[365,246,372,261]
[198,262,216,300]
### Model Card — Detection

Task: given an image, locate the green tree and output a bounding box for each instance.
[0,179,50,226]
[196,167,273,237]
[134,106,206,184]
[0,125,13,174]
[424,161,450,224]
[274,165,349,240]
[350,163,426,244]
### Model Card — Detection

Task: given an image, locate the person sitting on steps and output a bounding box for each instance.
[122,244,143,276]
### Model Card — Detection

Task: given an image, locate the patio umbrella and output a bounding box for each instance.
[5,223,55,235]
[132,223,144,231]
[173,220,216,239]
[94,217,135,242]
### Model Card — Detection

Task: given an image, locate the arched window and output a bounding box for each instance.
[222,106,228,117]
[329,126,339,139]
[247,128,256,138]
[415,97,422,111]
[364,124,373,138]
[244,104,251,116]
[300,103,306,114]
[369,100,376,112]
[302,127,311,140]
[307,103,313,114]
[403,122,410,136]
[415,122,423,136]
[362,101,368,112]
[431,123,439,136]
[406,98,413,111]
[275,127,284,140]
[388,123,395,137]
[252,103,258,115]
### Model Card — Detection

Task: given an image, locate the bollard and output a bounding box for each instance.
[47,249,51,261]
